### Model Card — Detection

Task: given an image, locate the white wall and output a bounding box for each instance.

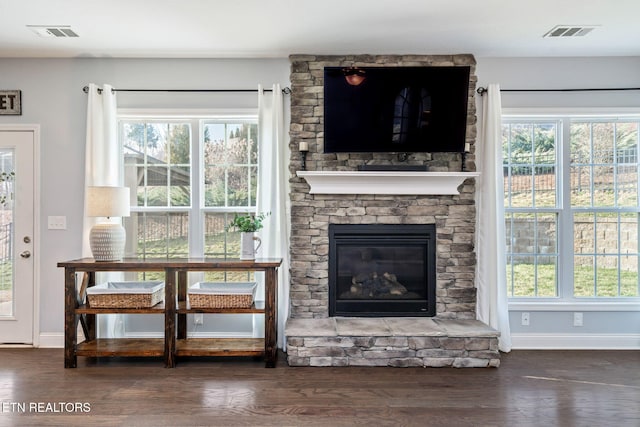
[0,57,290,344]
[476,56,640,348]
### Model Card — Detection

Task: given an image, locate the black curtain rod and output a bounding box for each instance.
[82,86,291,94]
[477,86,640,96]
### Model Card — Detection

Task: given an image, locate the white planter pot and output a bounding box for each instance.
[240,232,262,260]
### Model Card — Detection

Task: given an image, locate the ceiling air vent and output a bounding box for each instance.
[543,25,597,38]
[27,25,79,38]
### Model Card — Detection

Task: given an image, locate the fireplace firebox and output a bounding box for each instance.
[329,224,436,317]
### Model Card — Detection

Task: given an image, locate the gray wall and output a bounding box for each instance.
[0,57,290,339]
[476,56,640,108]
[476,56,640,343]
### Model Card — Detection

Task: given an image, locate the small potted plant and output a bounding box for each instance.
[227,212,269,260]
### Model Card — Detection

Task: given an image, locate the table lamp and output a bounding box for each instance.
[87,186,130,261]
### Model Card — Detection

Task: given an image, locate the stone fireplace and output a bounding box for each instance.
[285,54,500,367]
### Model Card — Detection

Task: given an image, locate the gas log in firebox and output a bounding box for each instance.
[328,224,436,317]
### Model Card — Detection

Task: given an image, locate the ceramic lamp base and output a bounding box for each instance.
[90,222,126,261]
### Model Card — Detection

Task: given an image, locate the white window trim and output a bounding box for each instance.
[503,107,640,117]
[509,301,640,312]
[118,108,257,119]
[502,109,640,309]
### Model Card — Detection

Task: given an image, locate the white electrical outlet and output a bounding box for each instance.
[521,312,530,326]
[573,312,583,327]
[194,313,204,325]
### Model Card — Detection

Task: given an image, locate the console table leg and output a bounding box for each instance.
[177,270,187,340]
[264,267,278,368]
[64,268,77,368]
[164,268,176,368]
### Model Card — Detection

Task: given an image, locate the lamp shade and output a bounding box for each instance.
[87,186,130,218]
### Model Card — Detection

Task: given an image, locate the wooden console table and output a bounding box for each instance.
[58,257,282,368]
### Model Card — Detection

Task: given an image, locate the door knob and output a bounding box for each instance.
[20,250,31,258]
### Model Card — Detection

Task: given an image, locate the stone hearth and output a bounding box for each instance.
[286,318,500,367]
[285,54,500,367]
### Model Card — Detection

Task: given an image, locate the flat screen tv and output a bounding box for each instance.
[323,66,470,153]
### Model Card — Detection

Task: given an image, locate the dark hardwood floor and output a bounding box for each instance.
[0,349,638,426]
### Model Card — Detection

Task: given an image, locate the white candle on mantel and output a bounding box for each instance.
[464,143,470,152]
[299,141,309,152]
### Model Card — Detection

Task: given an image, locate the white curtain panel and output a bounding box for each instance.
[257,84,291,350]
[82,83,120,256]
[475,83,512,352]
[82,83,123,338]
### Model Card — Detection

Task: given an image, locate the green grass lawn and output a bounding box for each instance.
[508,263,639,297]
[130,232,251,282]
[0,261,11,291]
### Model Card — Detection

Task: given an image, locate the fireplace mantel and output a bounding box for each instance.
[296,171,480,195]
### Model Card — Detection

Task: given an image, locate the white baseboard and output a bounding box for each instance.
[38,332,64,348]
[39,324,86,348]
[511,333,640,350]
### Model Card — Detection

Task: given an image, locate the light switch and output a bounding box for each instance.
[48,216,67,230]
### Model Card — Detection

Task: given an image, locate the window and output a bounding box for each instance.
[119,114,258,281]
[503,120,559,297]
[570,120,639,297]
[503,115,640,300]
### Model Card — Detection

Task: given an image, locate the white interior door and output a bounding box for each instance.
[0,129,35,344]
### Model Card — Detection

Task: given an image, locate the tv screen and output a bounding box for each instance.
[323,66,470,153]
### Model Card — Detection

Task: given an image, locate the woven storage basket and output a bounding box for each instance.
[188,282,257,309]
[86,281,165,308]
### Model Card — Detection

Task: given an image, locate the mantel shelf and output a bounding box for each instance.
[296,171,480,195]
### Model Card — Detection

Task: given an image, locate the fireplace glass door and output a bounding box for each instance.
[329,224,436,317]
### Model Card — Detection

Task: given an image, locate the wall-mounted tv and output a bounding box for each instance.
[323,66,470,153]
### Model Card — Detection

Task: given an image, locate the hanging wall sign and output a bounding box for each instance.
[0,90,22,115]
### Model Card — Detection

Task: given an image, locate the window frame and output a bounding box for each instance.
[502,118,563,300]
[502,108,640,311]
[118,108,259,262]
